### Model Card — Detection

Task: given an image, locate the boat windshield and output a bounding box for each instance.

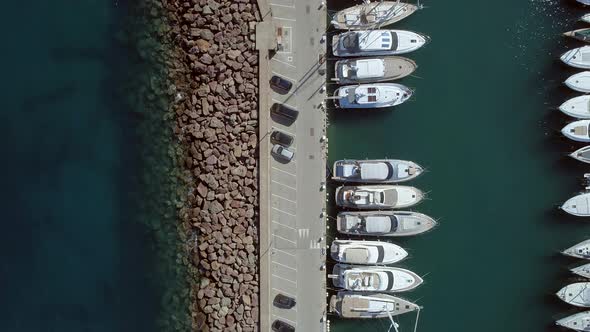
[390,216,398,232]
[385,271,395,290]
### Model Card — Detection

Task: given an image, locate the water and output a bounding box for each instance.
[328,1,590,331]
[0,1,188,331]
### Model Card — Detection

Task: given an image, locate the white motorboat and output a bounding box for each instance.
[570,146,590,164]
[562,120,590,142]
[565,72,590,93]
[334,57,417,84]
[337,211,437,237]
[557,283,590,307]
[572,263,590,279]
[333,84,413,108]
[328,291,420,319]
[331,264,423,292]
[563,239,590,259]
[330,240,408,265]
[562,193,590,217]
[331,1,419,30]
[335,185,424,209]
[559,96,590,118]
[332,159,423,183]
[583,13,590,24]
[561,46,590,69]
[556,311,590,331]
[332,30,428,57]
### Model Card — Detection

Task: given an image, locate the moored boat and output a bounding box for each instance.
[332,30,428,57]
[331,264,423,292]
[565,72,590,93]
[570,146,590,164]
[556,311,590,331]
[331,1,419,30]
[330,240,407,265]
[564,28,590,43]
[561,46,590,69]
[563,239,590,259]
[557,282,590,307]
[332,159,423,183]
[562,193,590,217]
[559,96,590,118]
[333,84,413,109]
[328,291,420,319]
[562,120,590,142]
[334,56,417,84]
[335,185,424,209]
[337,211,436,237]
[572,263,590,279]
[583,13,590,24]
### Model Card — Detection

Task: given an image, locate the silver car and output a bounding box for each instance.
[271,144,294,162]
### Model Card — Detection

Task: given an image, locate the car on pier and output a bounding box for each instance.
[272,319,295,332]
[270,130,294,147]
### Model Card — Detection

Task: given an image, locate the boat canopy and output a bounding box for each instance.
[383,189,397,204]
[344,248,370,263]
[349,59,385,79]
[365,216,397,233]
[360,163,391,180]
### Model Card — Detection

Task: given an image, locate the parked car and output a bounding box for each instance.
[270,75,293,94]
[271,144,294,162]
[273,293,296,309]
[270,130,294,147]
[270,103,299,122]
[272,319,295,332]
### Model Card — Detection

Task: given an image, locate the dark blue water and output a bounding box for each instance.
[0,1,177,331]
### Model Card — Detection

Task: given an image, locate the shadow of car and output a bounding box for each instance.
[271,130,294,147]
[270,103,299,126]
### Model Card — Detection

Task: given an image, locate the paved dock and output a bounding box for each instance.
[257,0,328,331]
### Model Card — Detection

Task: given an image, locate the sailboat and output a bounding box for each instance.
[331,1,419,30]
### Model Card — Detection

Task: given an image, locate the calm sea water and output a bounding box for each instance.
[328,1,590,331]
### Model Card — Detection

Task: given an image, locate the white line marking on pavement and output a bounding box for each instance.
[271,71,298,83]
[272,166,296,177]
[272,57,296,68]
[273,248,296,257]
[272,273,297,285]
[309,240,321,249]
[269,3,295,8]
[272,180,297,191]
[274,16,296,22]
[298,229,309,237]
[272,220,296,230]
[272,193,297,204]
[272,314,297,325]
[272,260,297,271]
[273,233,297,245]
[272,207,296,217]
[272,288,297,299]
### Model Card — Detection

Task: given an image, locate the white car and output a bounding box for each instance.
[272,144,294,162]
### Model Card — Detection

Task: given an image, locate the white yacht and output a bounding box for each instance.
[556,311,590,331]
[328,291,420,319]
[330,240,407,265]
[562,46,590,69]
[562,120,590,142]
[583,13,590,24]
[332,30,428,57]
[563,239,590,259]
[335,185,424,209]
[562,193,590,217]
[332,159,423,183]
[557,283,590,307]
[331,1,418,30]
[333,84,413,109]
[334,57,417,84]
[572,263,590,279]
[571,146,590,164]
[565,72,590,93]
[560,96,590,118]
[331,264,423,292]
[337,211,437,237]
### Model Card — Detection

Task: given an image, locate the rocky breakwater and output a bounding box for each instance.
[164,0,262,331]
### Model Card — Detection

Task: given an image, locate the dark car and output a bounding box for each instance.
[270,130,294,147]
[272,319,295,332]
[270,75,293,94]
[271,103,299,122]
[273,293,296,309]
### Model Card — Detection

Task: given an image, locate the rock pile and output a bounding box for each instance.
[162,0,261,331]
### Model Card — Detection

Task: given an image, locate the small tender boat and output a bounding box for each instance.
[563,193,590,217]
[583,13,590,24]
[570,146,590,164]
[332,30,428,57]
[332,159,423,183]
[334,57,417,84]
[565,28,590,43]
[556,311,590,331]
[562,120,590,142]
[337,211,436,237]
[565,72,590,93]
[557,283,590,307]
[331,1,419,30]
[562,46,590,69]
[572,263,590,279]
[331,264,423,292]
[328,291,420,319]
[330,240,408,265]
[563,239,590,259]
[333,84,413,109]
[559,96,590,118]
[335,185,424,209]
